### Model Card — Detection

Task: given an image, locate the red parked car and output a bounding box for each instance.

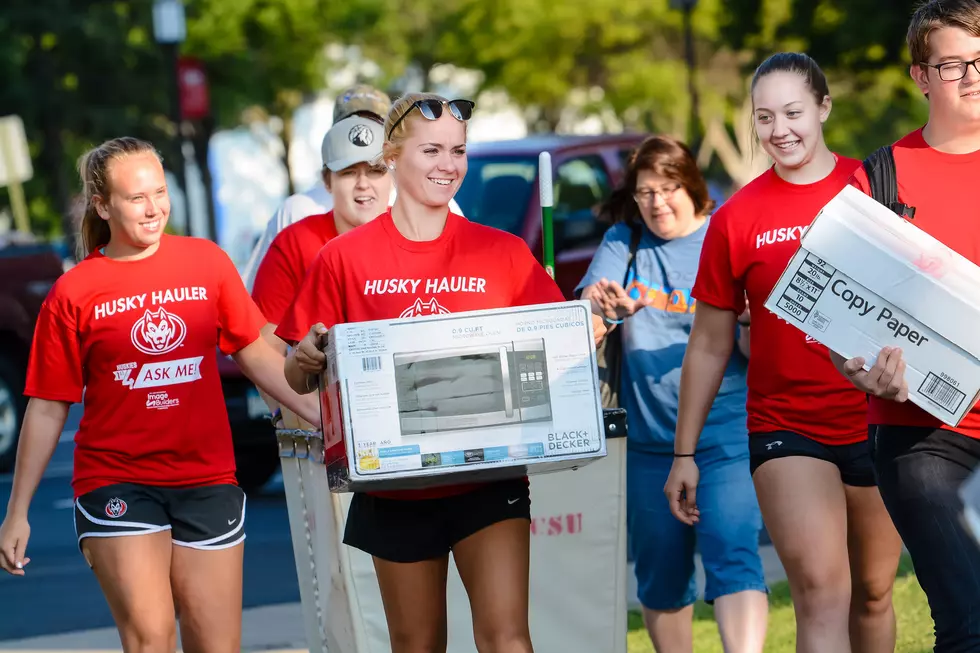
[453,132,648,297]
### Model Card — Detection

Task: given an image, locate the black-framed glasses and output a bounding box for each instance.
[387,99,475,139]
[925,57,980,82]
[633,183,682,205]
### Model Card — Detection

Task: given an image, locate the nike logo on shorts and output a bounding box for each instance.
[507,498,520,505]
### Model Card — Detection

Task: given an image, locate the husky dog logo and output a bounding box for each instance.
[348,124,374,147]
[131,307,187,356]
[400,297,451,318]
[104,497,128,518]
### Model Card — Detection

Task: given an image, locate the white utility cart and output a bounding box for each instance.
[277,408,629,653]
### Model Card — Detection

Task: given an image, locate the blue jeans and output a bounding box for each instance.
[872,425,980,653]
[627,446,767,610]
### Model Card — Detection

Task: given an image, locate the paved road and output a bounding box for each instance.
[0,406,776,647]
[0,405,300,643]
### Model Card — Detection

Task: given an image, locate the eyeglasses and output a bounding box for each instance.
[387,99,475,140]
[925,57,980,82]
[633,183,682,205]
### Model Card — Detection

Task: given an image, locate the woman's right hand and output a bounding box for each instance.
[293,323,328,375]
[591,278,652,323]
[0,515,31,576]
[838,346,908,402]
[664,457,701,526]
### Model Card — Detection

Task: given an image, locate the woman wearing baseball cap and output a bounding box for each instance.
[241,84,393,292]
[251,115,392,362]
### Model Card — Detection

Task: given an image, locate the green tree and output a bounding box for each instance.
[356,0,737,137]
[718,0,928,157]
[352,0,468,90]
[1,0,375,240]
[0,1,173,243]
[181,0,379,194]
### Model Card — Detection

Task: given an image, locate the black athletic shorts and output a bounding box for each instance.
[343,477,531,563]
[74,482,246,552]
[748,429,876,487]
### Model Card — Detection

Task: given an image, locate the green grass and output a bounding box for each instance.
[627,556,935,653]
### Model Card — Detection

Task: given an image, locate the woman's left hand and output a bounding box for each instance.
[293,324,328,375]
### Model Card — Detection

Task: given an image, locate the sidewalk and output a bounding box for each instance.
[0,603,307,652]
[0,545,788,652]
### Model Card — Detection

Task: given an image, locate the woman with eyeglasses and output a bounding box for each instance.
[274,92,607,653]
[577,135,768,653]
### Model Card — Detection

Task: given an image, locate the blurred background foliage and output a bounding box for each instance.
[0,0,929,237]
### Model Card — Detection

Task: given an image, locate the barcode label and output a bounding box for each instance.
[362,356,382,372]
[919,372,966,414]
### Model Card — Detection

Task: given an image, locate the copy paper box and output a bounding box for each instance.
[317,301,606,492]
[765,185,980,427]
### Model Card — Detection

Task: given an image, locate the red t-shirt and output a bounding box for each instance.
[251,211,338,324]
[25,235,266,497]
[850,128,980,439]
[276,210,565,499]
[694,157,869,445]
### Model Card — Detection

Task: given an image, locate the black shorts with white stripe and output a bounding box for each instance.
[74,482,246,551]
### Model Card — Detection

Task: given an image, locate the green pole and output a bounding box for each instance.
[538,151,555,279]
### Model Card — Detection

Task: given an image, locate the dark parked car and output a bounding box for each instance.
[0,242,65,471]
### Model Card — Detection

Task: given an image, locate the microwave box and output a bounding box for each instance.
[317,301,606,492]
[764,184,980,427]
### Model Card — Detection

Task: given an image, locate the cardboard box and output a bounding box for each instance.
[765,185,980,427]
[317,301,606,492]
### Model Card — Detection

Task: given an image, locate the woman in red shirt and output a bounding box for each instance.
[276,92,605,652]
[0,137,319,652]
[664,54,903,652]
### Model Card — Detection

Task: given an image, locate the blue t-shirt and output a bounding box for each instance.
[576,221,748,456]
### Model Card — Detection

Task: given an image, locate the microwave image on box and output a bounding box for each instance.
[393,339,553,435]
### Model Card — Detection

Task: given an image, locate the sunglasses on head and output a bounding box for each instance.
[387,99,475,140]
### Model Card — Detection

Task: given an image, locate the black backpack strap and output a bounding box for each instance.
[862,145,916,220]
[622,223,642,286]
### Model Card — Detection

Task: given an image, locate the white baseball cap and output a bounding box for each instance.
[321,115,385,173]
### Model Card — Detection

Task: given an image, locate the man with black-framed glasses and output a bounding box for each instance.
[830,1,980,650]
[925,56,980,82]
